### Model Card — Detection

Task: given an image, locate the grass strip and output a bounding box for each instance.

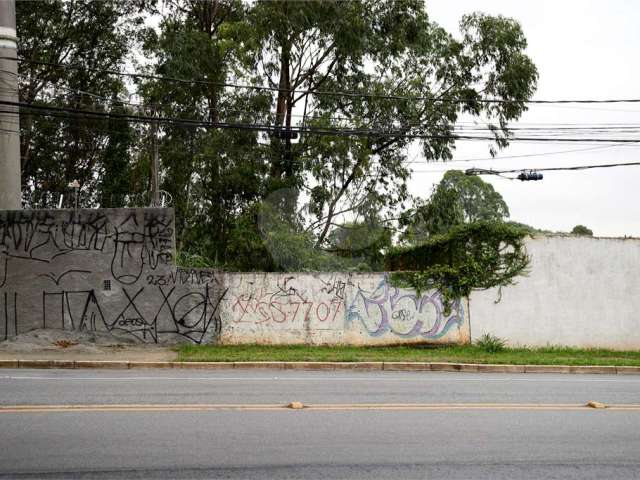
[176,344,640,366]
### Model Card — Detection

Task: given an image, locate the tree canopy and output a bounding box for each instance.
[571,225,593,236]
[403,170,510,243]
[16,0,538,272]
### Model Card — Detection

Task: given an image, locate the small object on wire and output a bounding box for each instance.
[465,168,495,176]
[272,127,299,140]
[516,170,543,181]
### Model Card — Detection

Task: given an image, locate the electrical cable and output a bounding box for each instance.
[6,100,640,144]
[9,56,640,106]
[467,162,640,177]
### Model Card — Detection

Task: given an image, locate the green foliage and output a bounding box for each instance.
[476,333,507,353]
[505,221,550,235]
[387,221,530,309]
[326,221,392,271]
[177,343,640,366]
[17,0,149,206]
[18,1,539,272]
[392,171,526,309]
[571,225,593,236]
[175,250,217,269]
[225,201,343,272]
[404,170,510,243]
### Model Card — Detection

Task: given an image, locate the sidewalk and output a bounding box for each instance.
[1,356,639,374]
[0,346,176,362]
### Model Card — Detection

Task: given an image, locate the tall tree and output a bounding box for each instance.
[571,225,593,236]
[17,0,150,207]
[245,1,537,259]
[140,0,270,258]
[16,1,538,274]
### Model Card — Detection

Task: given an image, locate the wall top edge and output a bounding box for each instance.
[530,233,640,241]
[0,207,174,214]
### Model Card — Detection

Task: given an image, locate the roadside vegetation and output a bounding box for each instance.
[176,343,640,366]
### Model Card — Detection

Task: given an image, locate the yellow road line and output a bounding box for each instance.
[2,403,640,413]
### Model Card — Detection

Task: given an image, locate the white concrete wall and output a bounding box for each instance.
[469,236,640,349]
[219,272,470,345]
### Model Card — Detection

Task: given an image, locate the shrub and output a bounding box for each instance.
[476,333,507,353]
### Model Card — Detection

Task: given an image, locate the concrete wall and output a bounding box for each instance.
[469,236,640,349]
[219,272,468,345]
[0,208,469,346]
[0,208,226,344]
[11,208,637,349]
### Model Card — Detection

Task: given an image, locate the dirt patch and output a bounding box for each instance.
[0,329,177,361]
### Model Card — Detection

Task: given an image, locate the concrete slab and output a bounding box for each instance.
[477,364,526,373]
[18,360,53,369]
[383,362,431,371]
[50,360,75,369]
[570,365,617,374]
[524,365,571,374]
[74,360,129,369]
[173,362,235,369]
[233,362,285,369]
[283,362,337,370]
[333,362,383,370]
[616,366,640,374]
[129,361,173,369]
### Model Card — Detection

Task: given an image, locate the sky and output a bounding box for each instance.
[408,0,640,236]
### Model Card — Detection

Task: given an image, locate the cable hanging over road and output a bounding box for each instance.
[7,100,640,144]
[8,56,640,106]
[466,162,640,180]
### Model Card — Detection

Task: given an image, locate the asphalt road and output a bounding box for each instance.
[1,368,640,479]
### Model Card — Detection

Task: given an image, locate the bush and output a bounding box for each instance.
[571,225,593,236]
[476,333,507,353]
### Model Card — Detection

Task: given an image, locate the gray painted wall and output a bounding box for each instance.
[0,208,226,344]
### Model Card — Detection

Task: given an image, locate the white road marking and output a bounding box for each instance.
[0,374,638,383]
[2,402,640,413]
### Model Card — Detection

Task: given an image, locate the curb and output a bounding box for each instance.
[0,359,638,374]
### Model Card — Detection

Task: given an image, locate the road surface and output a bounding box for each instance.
[1,368,639,479]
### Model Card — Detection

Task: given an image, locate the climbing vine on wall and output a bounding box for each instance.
[386,221,530,312]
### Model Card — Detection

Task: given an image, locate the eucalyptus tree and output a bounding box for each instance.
[16,0,539,273]
[245,0,537,258]
[16,0,151,207]
[139,0,272,255]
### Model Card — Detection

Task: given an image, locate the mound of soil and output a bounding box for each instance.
[0,328,138,354]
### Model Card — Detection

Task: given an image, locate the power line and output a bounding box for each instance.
[443,144,637,163]
[467,162,640,176]
[7,100,640,144]
[406,144,639,169]
[10,56,640,106]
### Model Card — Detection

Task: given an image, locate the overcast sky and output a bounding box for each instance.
[409,0,640,236]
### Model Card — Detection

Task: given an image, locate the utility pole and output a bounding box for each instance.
[150,108,160,207]
[0,0,20,210]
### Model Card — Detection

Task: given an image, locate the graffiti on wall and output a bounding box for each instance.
[0,210,174,287]
[346,275,464,339]
[228,275,346,329]
[0,209,467,345]
[1,291,18,340]
[0,209,226,344]
[0,210,111,289]
[37,275,227,344]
